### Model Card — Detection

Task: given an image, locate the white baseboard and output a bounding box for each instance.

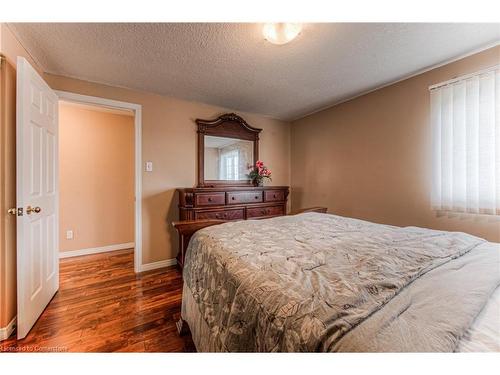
[59,242,175,272]
[59,242,135,259]
[0,316,16,341]
[140,258,177,272]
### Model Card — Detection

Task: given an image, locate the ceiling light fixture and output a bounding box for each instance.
[263,23,302,45]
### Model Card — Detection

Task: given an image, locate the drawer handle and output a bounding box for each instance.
[273,194,277,198]
[254,196,259,199]
[208,197,213,202]
[231,197,235,200]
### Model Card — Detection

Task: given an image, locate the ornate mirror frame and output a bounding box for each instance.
[197,113,262,187]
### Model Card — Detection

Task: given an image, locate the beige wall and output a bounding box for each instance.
[291,46,500,242]
[45,74,292,265]
[0,54,17,329]
[59,103,134,252]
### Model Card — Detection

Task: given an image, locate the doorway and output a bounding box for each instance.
[55,91,142,273]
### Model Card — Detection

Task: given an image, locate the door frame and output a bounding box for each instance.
[55,90,143,273]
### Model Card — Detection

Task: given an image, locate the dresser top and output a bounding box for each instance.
[177,186,289,193]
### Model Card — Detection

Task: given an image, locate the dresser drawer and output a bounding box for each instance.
[264,190,285,202]
[194,208,244,221]
[227,191,263,204]
[247,205,284,219]
[195,192,225,206]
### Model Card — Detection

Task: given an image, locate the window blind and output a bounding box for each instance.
[430,65,500,215]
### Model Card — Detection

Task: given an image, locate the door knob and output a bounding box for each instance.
[26,206,41,215]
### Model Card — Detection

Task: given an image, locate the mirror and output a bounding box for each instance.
[204,136,254,181]
[197,113,262,187]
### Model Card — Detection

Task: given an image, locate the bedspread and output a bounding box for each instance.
[182,213,499,352]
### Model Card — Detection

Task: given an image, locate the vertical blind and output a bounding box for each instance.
[430,65,500,215]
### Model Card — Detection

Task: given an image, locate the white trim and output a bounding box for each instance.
[0,316,16,341]
[134,106,143,274]
[428,64,500,90]
[54,90,143,273]
[59,100,134,116]
[59,242,135,259]
[139,258,177,272]
[295,40,500,121]
[54,91,141,114]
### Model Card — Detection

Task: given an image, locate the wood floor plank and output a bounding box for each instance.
[0,249,194,352]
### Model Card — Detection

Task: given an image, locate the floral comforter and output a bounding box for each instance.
[182,212,499,352]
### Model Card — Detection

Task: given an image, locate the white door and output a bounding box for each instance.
[16,57,59,339]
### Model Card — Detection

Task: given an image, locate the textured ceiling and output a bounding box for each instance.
[9,23,500,120]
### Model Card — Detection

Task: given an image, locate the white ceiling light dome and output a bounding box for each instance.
[263,23,302,45]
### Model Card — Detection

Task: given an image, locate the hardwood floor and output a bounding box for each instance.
[0,249,195,352]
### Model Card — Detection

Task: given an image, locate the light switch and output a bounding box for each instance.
[145,161,153,172]
[66,230,73,240]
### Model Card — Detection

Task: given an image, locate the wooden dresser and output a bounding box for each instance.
[176,186,289,268]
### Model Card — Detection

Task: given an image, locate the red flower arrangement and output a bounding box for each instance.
[248,160,272,186]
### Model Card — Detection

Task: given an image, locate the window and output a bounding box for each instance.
[220,149,239,180]
[430,65,499,215]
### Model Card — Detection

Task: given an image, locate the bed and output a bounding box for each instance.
[175,210,500,352]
